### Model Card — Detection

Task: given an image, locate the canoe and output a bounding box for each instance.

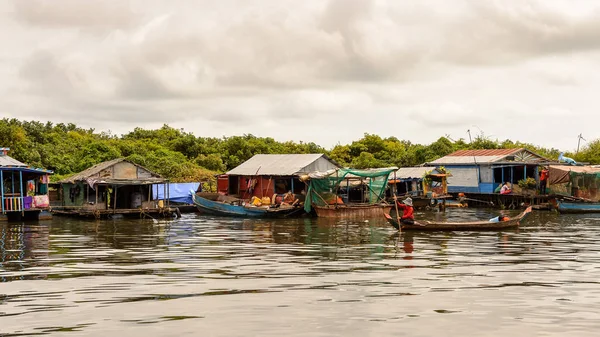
[191,192,303,218]
[556,200,600,214]
[384,206,532,231]
[313,204,393,218]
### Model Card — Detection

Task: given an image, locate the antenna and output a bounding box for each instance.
[577,133,586,154]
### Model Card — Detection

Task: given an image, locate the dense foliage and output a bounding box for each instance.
[0,118,592,183]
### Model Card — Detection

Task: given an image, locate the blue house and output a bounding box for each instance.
[0,147,53,221]
[427,148,548,194]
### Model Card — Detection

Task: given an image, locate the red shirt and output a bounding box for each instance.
[396,202,414,220]
[540,169,549,181]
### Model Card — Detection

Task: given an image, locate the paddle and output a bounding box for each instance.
[393,193,402,231]
[392,171,401,231]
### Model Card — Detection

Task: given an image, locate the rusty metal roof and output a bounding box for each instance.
[429,148,547,165]
[447,149,522,156]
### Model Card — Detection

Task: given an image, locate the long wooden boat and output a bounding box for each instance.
[556,200,600,214]
[191,192,303,218]
[313,204,393,218]
[385,206,532,231]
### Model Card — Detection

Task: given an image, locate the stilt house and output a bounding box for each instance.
[53,158,176,218]
[223,154,340,199]
[0,147,53,221]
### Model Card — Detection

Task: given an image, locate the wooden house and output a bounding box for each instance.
[427,149,548,194]
[224,154,340,199]
[0,147,53,221]
[52,158,178,219]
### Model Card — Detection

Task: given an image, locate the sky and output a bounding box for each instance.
[1,0,599,151]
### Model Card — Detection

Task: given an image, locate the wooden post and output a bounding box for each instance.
[335,170,338,207]
[361,179,365,203]
[166,180,170,209]
[19,171,23,213]
[95,185,98,208]
[163,182,166,208]
[148,184,152,208]
[1,170,4,213]
[113,185,117,214]
[86,184,89,203]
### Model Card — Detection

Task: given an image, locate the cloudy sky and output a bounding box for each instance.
[1,0,599,151]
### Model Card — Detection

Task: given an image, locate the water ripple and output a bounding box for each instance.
[1,210,600,336]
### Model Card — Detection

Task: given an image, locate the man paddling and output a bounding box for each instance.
[393,196,415,225]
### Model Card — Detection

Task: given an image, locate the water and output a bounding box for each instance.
[1,209,600,336]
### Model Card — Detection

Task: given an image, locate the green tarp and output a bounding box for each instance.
[304,167,397,213]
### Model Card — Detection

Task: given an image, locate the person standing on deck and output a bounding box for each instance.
[539,167,549,195]
[393,196,415,225]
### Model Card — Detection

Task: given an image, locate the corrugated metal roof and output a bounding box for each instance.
[227,154,336,176]
[430,156,505,164]
[392,167,437,179]
[448,149,522,157]
[59,158,162,183]
[0,155,27,167]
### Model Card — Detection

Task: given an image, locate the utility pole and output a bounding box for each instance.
[577,133,586,154]
[467,129,472,143]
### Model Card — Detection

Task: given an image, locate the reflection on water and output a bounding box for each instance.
[1,209,600,336]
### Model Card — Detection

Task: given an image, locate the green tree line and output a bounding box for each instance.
[0,118,595,182]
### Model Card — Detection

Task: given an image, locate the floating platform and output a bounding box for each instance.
[51,207,181,219]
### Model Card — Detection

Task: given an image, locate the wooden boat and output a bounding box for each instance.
[384,206,532,231]
[556,200,600,214]
[191,192,303,218]
[313,204,392,218]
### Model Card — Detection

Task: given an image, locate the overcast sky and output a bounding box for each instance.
[1,0,599,151]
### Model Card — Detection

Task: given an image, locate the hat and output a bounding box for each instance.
[403,197,413,206]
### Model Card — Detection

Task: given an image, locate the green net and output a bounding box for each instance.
[304,167,397,213]
[567,171,600,200]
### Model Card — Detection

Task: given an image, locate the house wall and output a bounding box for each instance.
[445,166,480,193]
[479,166,493,183]
[61,183,85,207]
[113,162,140,179]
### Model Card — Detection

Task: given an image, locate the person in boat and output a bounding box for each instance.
[500,182,512,195]
[394,196,415,225]
[489,214,510,222]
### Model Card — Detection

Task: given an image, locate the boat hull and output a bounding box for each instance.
[557,200,600,214]
[385,206,532,231]
[192,193,303,218]
[313,204,392,218]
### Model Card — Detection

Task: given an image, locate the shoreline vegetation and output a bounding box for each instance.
[1,118,598,185]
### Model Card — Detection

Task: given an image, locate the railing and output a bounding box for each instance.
[2,197,23,212]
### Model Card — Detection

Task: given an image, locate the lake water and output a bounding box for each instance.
[1,208,600,336]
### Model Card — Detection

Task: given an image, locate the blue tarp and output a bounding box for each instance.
[153,183,200,204]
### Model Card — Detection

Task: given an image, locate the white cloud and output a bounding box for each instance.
[1,0,600,152]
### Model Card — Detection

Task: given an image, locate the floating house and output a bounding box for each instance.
[223,154,340,199]
[427,149,548,194]
[387,166,451,208]
[547,165,600,200]
[52,158,178,219]
[0,147,53,221]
